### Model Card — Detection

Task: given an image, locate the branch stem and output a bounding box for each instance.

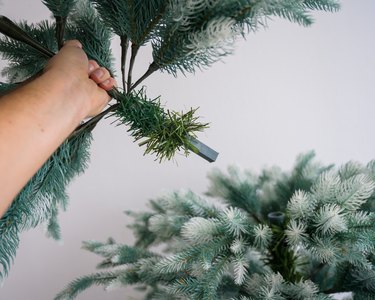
[55,16,67,50]
[70,89,123,137]
[129,62,159,93]
[126,43,140,93]
[120,35,129,92]
[71,103,119,137]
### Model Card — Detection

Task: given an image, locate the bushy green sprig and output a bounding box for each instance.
[113,90,209,161]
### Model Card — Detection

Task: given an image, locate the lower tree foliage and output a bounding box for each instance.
[56,152,375,299]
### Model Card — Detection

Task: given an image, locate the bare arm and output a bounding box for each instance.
[0,40,115,216]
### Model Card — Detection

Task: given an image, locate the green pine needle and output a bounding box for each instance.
[113,90,209,162]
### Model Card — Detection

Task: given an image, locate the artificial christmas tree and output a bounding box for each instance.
[0,0,340,281]
[56,152,375,299]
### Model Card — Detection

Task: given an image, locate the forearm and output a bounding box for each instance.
[0,71,84,216]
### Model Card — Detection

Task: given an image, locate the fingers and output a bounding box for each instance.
[99,78,116,91]
[63,40,82,49]
[88,60,99,73]
[88,60,116,91]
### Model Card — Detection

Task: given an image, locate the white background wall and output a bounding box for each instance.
[0,0,374,299]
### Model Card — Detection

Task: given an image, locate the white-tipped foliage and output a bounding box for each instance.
[309,236,338,264]
[287,190,315,220]
[285,220,308,246]
[232,255,249,285]
[339,161,364,180]
[314,204,347,235]
[336,174,375,210]
[245,273,284,300]
[155,254,189,274]
[284,279,320,299]
[311,170,341,205]
[148,214,185,240]
[253,224,273,249]
[187,16,236,51]
[181,217,218,245]
[221,207,249,237]
[230,238,247,254]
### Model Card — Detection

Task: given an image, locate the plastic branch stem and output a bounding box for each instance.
[268,212,285,226]
[0,15,55,58]
[120,35,129,92]
[130,62,159,92]
[126,43,139,93]
[55,16,67,50]
[72,103,119,137]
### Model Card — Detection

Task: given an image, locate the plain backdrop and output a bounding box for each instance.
[0,0,374,299]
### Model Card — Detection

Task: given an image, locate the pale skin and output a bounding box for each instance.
[0,40,116,217]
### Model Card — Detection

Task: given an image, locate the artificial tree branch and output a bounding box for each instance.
[124,3,166,93]
[71,103,119,137]
[120,35,129,92]
[0,15,218,163]
[126,43,140,93]
[55,16,67,50]
[0,16,55,58]
[130,62,159,92]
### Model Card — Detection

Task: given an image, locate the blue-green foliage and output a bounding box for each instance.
[0,20,56,82]
[151,0,340,75]
[0,131,92,280]
[65,1,114,73]
[89,0,166,46]
[42,0,77,17]
[57,153,375,299]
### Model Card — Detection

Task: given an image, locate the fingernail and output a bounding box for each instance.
[92,69,104,79]
[102,79,111,86]
[88,62,95,73]
[63,40,82,48]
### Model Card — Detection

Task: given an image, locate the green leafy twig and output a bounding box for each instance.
[112,90,209,162]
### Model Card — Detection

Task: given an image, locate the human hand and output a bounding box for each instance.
[0,41,116,216]
[44,40,116,120]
